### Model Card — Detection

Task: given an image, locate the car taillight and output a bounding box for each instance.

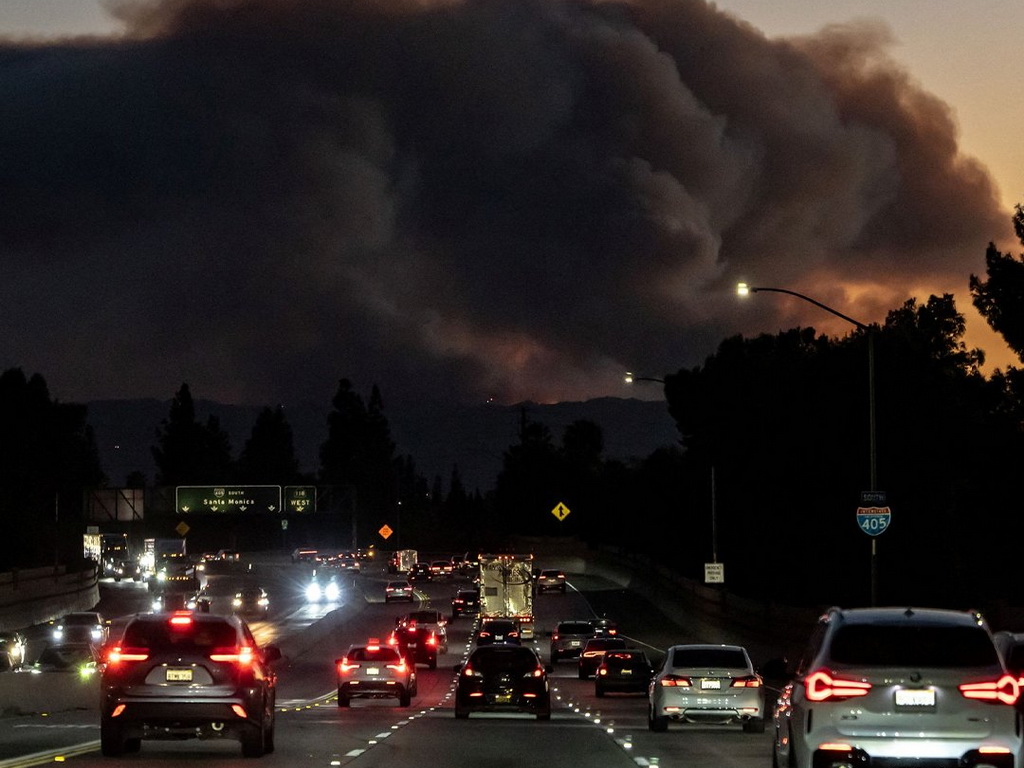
[387,661,407,673]
[463,664,481,677]
[210,645,254,665]
[108,646,149,664]
[426,634,438,646]
[524,666,544,678]
[509,631,519,638]
[960,675,1019,705]
[479,631,491,639]
[805,670,872,701]
[551,633,559,641]
[387,634,399,645]
[583,650,601,658]
[731,675,763,688]
[338,658,358,674]
[598,667,608,676]
[659,674,692,687]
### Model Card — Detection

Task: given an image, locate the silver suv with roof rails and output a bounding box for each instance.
[772,606,1023,768]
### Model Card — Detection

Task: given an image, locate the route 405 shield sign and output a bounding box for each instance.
[856,506,891,536]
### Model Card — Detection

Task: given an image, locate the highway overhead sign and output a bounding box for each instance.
[176,485,283,514]
[856,506,891,536]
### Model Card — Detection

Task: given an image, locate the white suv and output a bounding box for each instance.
[772,606,1022,768]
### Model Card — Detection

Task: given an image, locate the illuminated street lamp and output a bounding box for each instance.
[737,283,880,605]
[623,371,665,385]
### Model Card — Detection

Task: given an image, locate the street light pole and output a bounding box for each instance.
[738,283,879,605]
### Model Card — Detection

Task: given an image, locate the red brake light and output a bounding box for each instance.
[426,634,437,646]
[659,674,692,687]
[210,645,254,665]
[169,612,193,628]
[551,633,559,641]
[108,646,149,663]
[387,661,407,673]
[960,675,1019,705]
[805,670,872,701]
[731,675,763,688]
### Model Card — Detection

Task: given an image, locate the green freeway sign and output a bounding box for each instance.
[285,486,317,513]
[176,485,282,514]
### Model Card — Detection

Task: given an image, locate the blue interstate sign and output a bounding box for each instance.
[856,506,891,536]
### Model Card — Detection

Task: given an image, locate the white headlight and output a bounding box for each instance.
[305,582,322,601]
[325,581,341,601]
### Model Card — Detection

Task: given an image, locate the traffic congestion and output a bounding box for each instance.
[1,545,1022,768]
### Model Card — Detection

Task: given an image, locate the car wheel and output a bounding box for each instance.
[536,710,551,720]
[100,720,125,757]
[578,667,587,680]
[428,655,437,670]
[123,737,141,753]
[399,689,411,707]
[595,684,605,697]
[454,705,470,719]
[648,707,669,733]
[550,650,559,663]
[743,717,766,734]
[337,691,350,708]
[240,721,265,758]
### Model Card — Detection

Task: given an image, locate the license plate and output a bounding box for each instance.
[896,688,935,707]
[621,669,633,675]
[495,694,512,703]
[367,667,380,676]
[700,678,721,690]
[570,641,580,647]
[166,668,193,682]
[495,635,504,641]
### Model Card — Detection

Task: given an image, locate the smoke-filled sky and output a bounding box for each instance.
[1,0,1019,408]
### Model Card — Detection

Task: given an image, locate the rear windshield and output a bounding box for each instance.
[586,639,627,650]
[606,651,647,664]
[408,612,440,623]
[671,647,748,669]
[559,622,594,635]
[829,625,999,667]
[64,615,98,625]
[123,618,238,650]
[349,647,400,663]
[470,648,537,672]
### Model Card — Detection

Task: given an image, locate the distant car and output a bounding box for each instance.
[396,610,448,653]
[650,644,763,733]
[29,643,102,675]
[476,618,521,646]
[590,617,618,636]
[451,588,480,619]
[536,569,567,594]
[52,612,108,646]
[336,638,417,707]
[578,637,628,679]
[774,607,1021,765]
[388,622,440,669]
[408,562,432,582]
[216,549,240,562]
[232,586,270,616]
[595,649,653,696]
[186,588,212,613]
[384,581,415,604]
[151,592,192,612]
[291,548,318,564]
[549,620,595,662]
[305,574,340,603]
[454,645,551,720]
[100,610,281,757]
[430,560,454,579]
[0,631,28,669]
[338,556,361,573]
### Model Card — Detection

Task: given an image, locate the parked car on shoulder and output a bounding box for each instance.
[28,643,102,675]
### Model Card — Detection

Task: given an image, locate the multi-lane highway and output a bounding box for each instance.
[0,554,786,767]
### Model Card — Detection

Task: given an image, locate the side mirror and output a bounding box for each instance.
[263,644,282,664]
[544,664,553,674]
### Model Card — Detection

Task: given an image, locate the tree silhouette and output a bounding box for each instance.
[237,406,300,484]
[152,383,233,485]
[971,204,1024,363]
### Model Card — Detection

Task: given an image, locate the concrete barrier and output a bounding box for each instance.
[0,671,99,716]
[0,566,101,633]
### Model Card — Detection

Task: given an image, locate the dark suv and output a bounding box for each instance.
[454,645,551,720]
[100,611,281,757]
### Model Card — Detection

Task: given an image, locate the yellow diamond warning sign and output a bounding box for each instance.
[175,521,190,537]
[378,524,393,540]
[551,502,571,522]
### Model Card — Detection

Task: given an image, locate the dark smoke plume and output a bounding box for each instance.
[0,0,1010,406]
